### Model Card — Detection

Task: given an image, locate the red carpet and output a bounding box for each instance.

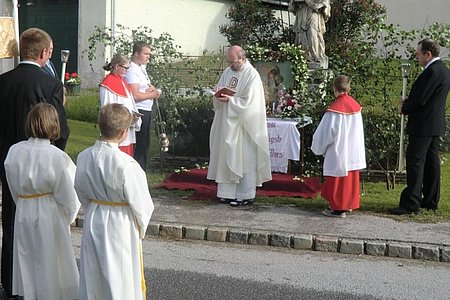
[155,168,322,199]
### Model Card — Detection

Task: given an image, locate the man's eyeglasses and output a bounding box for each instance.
[228,59,241,64]
[119,65,130,70]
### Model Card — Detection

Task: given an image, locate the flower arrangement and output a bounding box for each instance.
[64,72,81,84]
[275,90,303,119]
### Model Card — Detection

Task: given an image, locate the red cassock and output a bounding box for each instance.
[312,93,366,211]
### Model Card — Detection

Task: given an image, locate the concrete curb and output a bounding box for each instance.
[74,218,450,263]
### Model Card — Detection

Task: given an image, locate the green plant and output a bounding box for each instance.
[65,89,100,123]
[219,0,294,52]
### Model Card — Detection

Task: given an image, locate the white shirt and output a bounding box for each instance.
[125,61,154,111]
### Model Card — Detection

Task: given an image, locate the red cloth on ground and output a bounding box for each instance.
[321,170,360,210]
[119,144,134,156]
[156,168,322,199]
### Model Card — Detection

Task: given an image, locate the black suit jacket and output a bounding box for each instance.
[402,59,450,136]
[42,59,59,79]
[0,63,70,169]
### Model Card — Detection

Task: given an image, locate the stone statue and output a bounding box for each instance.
[289,0,331,68]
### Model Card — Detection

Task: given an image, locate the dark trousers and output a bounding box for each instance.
[400,135,440,211]
[1,171,16,297]
[134,109,152,172]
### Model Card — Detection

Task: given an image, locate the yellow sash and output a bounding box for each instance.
[19,192,52,199]
[90,199,129,206]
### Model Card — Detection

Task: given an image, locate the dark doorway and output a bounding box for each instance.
[18,0,79,78]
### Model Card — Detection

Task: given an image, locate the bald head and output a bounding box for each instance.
[227,45,246,71]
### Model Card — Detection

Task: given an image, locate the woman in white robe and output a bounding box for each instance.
[100,54,142,156]
[4,103,80,300]
[75,103,154,300]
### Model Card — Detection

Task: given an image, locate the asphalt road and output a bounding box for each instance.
[2,229,450,299]
[140,238,450,300]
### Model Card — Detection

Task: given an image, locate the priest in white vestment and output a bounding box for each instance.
[4,103,80,300]
[207,45,272,206]
[75,104,154,300]
[311,75,366,218]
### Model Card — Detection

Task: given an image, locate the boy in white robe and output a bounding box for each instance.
[4,103,80,300]
[207,45,272,206]
[311,75,366,218]
[75,103,154,300]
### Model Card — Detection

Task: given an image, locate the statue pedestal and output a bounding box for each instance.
[306,64,333,100]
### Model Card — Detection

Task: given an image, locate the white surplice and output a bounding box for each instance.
[4,138,80,300]
[311,108,366,176]
[207,60,272,198]
[99,75,141,147]
[74,140,154,300]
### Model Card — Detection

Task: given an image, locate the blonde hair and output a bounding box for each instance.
[19,28,52,60]
[25,103,60,141]
[333,75,351,93]
[103,54,130,72]
[98,104,132,139]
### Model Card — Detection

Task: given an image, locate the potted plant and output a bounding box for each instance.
[64,72,81,95]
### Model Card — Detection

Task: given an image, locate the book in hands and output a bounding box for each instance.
[214,87,236,98]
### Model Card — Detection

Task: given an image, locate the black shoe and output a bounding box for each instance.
[321,208,346,218]
[388,206,420,215]
[219,198,234,204]
[2,289,19,300]
[229,199,249,206]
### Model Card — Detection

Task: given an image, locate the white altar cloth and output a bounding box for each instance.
[267,118,301,173]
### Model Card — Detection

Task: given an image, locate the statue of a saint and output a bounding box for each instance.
[289,0,331,68]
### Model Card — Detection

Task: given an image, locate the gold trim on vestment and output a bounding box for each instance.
[90,199,129,206]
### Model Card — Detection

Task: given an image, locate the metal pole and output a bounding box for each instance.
[61,62,67,84]
[60,50,70,84]
[398,76,407,171]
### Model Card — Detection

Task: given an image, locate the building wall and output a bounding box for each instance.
[2,0,448,84]
[79,0,234,87]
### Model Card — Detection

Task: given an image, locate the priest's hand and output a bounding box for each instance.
[217,95,230,102]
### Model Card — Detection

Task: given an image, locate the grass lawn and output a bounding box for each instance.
[65,118,450,223]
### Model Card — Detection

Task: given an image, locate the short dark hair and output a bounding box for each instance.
[25,103,60,141]
[98,104,132,139]
[418,38,440,57]
[132,41,151,56]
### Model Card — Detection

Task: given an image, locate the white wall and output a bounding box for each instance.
[78,0,233,87]
[115,0,231,55]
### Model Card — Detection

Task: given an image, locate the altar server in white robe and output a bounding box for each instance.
[207,45,272,206]
[4,103,80,300]
[311,75,366,218]
[100,54,141,156]
[75,103,154,300]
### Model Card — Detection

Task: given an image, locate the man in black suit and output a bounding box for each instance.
[42,40,58,79]
[0,28,69,299]
[390,38,450,215]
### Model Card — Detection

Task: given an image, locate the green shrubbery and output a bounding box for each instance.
[65,89,100,123]
[80,1,450,175]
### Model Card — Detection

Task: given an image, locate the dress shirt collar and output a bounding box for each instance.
[19,60,41,68]
[424,57,440,69]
